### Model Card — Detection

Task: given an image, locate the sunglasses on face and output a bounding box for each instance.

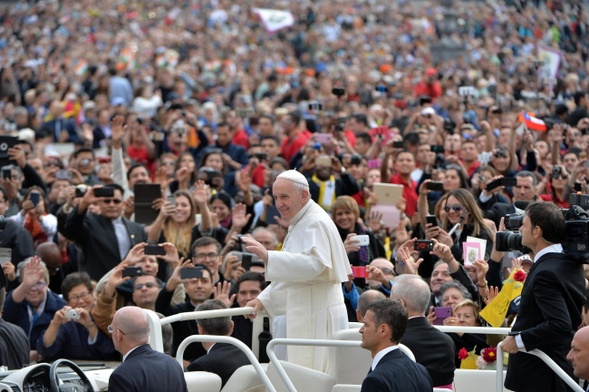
[444,205,464,213]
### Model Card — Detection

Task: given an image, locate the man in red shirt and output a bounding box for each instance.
[280,112,310,163]
[388,151,418,217]
[414,68,442,101]
[461,140,480,178]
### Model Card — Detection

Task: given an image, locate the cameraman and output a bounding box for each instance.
[502,201,585,392]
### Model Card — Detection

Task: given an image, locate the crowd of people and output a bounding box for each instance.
[0,0,589,390]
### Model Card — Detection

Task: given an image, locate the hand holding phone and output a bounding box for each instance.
[180,266,204,280]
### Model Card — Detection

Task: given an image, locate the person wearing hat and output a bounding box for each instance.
[241,170,352,372]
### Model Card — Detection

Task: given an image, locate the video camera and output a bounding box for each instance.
[495,194,589,262]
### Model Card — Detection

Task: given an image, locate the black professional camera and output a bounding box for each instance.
[495,231,528,253]
[562,199,589,262]
[504,213,524,231]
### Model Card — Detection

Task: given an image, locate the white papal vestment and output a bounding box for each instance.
[257,199,352,372]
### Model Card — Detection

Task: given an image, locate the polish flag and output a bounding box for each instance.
[518,112,547,132]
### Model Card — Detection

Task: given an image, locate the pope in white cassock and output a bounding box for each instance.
[242,170,352,372]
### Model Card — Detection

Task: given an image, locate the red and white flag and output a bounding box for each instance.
[253,8,295,33]
[518,112,547,132]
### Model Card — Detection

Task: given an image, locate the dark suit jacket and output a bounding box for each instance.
[505,252,585,392]
[400,317,455,387]
[187,342,250,387]
[155,287,207,362]
[361,348,432,392]
[41,118,80,143]
[59,207,146,281]
[480,202,515,230]
[2,290,66,350]
[108,344,187,392]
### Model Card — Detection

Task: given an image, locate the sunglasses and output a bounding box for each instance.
[444,205,464,213]
[102,199,123,205]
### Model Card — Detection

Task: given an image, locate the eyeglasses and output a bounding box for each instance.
[381,268,395,276]
[135,282,159,290]
[69,291,91,302]
[107,325,126,335]
[161,161,176,167]
[444,205,464,213]
[102,199,123,204]
[31,281,47,290]
[193,252,219,261]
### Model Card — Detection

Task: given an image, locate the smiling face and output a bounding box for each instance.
[132,275,161,309]
[67,283,94,312]
[184,268,214,305]
[333,208,356,231]
[272,178,308,222]
[443,195,467,225]
[211,199,230,221]
[430,263,452,295]
[441,287,465,308]
[171,195,192,224]
[204,153,224,171]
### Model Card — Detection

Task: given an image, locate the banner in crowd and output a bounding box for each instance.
[253,8,295,33]
[537,44,561,85]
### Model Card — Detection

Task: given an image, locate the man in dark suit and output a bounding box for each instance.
[108,306,187,392]
[392,274,455,388]
[360,299,432,392]
[502,202,585,392]
[59,184,146,281]
[187,300,250,387]
[40,100,80,143]
[479,171,538,229]
[155,263,215,364]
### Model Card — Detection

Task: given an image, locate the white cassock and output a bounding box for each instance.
[257,199,352,372]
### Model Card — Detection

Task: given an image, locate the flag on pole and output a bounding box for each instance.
[253,8,295,33]
[517,112,547,132]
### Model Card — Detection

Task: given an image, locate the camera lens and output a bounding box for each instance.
[495,231,524,252]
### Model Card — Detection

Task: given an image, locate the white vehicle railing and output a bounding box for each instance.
[496,339,584,392]
[176,334,277,392]
[144,307,262,355]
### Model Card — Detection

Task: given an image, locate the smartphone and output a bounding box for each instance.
[94,187,115,198]
[351,266,368,279]
[233,252,255,270]
[314,133,333,145]
[29,193,40,206]
[1,167,11,180]
[180,266,204,280]
[167,195,176,207]
[426,181,444,191]
[486,177,517,192]
[553,165,562,178]
[433,306,453,325]
[426,215,438,228]
[123,266,143,278]
[55,169,73,181]
[392,141,404,149]
[144,244,166,256]
[414,240,434,252]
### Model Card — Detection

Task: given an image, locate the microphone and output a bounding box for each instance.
[448,223,461,237]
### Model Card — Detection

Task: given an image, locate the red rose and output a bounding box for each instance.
[481,347,497,363]
[513,270,527,282]
[458,347,469,360]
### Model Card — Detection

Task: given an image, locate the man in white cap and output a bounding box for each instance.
[242,170,352,372]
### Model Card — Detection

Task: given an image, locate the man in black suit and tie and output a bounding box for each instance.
[360,299,432,392]
[392,274,456,389]
[502,202,586,392]
[59,184,146,281]
[567,325,589,390]
[187,299,250,387]
[108,306,187,392]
